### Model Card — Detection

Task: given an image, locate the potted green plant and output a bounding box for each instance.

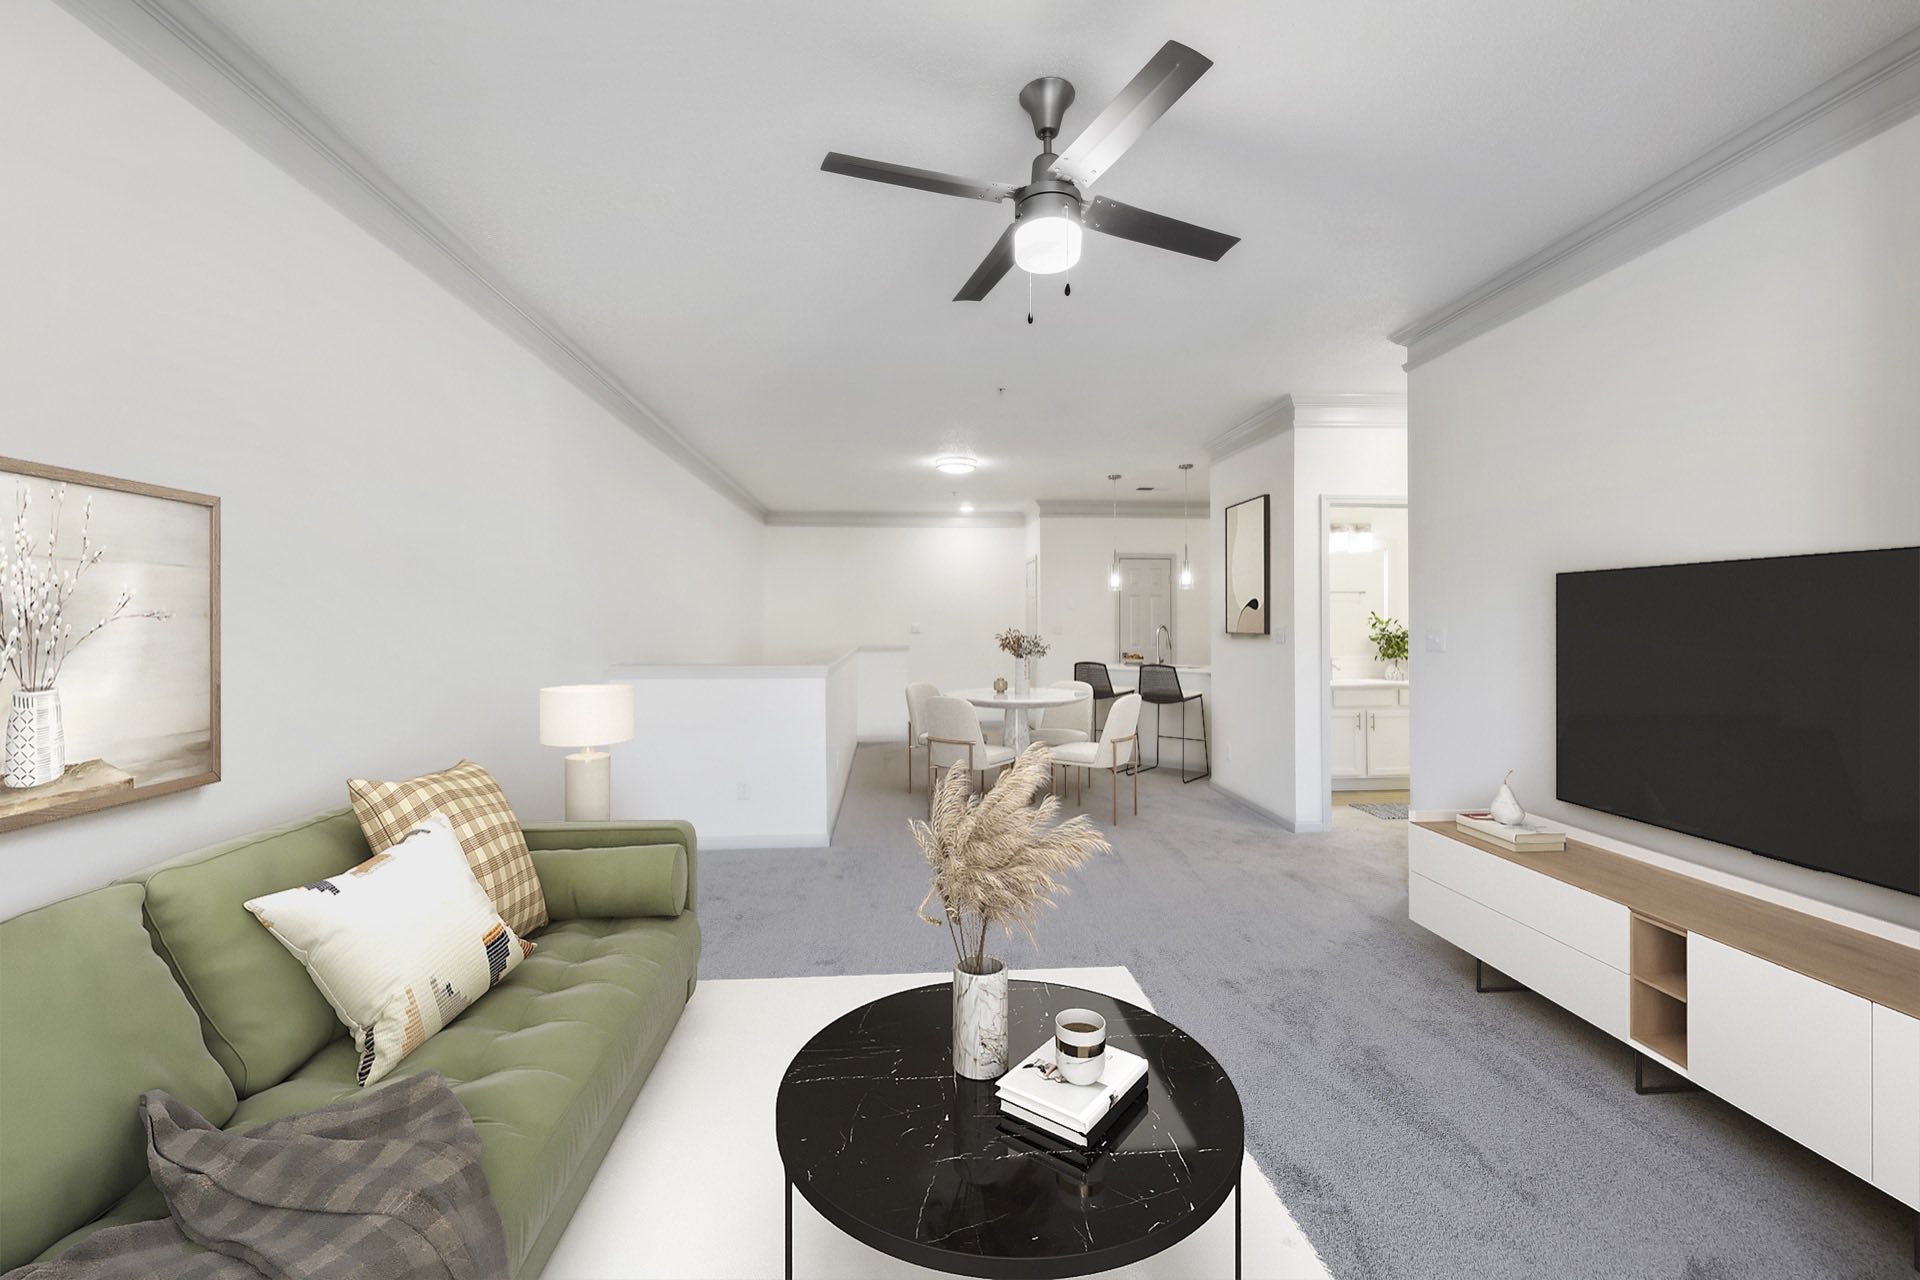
[1368,612,1410,681]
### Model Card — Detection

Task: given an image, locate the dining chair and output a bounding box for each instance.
[1033,680,1093,747]
[1072,662,1118,735]
[1137,664,1210,783]
[903,681,939,792]
[924,695,1016,806]
[1051,693,1141,824]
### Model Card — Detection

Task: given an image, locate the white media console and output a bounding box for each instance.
[1408,818,1920,1249]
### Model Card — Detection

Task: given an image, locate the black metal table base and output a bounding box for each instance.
[1633,1050,1700,1096]
[785,1170,1243,1278]
[1474,959,1524,993]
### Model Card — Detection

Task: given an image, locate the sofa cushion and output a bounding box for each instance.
[245,816,535,1086]
[133,809,371,1095]
[531,844,687,920]
[219,913,699,1273]
[348,761,548,936]
[0,884,238,1272]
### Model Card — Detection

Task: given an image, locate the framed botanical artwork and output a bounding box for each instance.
[1,458,220,831]
[1223,493,1270,636]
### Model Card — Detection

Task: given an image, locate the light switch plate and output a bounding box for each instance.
[1274,625,1288,644]
[910,623,922,635]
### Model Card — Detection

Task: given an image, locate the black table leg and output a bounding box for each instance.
[1234,1167,1242,1279]
[785,1176,793,1279]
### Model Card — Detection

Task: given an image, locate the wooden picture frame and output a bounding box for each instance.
[1223,493,1270,635]
[1,458,220,831]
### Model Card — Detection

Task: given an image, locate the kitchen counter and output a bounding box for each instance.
[1331,676,1408,689]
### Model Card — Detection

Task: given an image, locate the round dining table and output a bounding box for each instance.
[950,685,1087,754]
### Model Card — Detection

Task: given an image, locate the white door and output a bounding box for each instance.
[1689,933,1874,1178]
[1329,710,1366,778]
[1365,709,1410,776]
[1116,556,1174,661]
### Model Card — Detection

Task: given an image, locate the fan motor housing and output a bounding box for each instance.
[1014,186,1082,227]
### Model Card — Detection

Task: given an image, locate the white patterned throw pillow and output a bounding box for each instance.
[244,815,534,1086]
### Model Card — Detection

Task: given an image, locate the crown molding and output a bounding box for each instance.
[1391,25,1920,370]
[55,0,767,519]
[1291,393,1407,429]
[1204,396,1294,462]
[1032,500,1194,519]
[764,511,1027,529]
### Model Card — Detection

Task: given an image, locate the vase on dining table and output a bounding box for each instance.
[1013,658,1031,698]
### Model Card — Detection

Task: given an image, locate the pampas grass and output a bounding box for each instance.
[911,744,1111,974]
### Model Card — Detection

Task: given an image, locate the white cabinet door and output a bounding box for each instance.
[1871,1003,1920,1209]
[1689,934,1873,1179]
[1364,709,1410,776]
[1329,710,1365,778]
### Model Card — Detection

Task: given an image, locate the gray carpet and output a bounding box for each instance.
[699,745,1912,1279]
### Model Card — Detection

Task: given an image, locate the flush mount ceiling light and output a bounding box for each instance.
[933,455,978,475]
[960,502,975,514]
[821,41,1239,305]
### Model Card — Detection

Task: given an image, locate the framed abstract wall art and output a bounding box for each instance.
[1,458,220,831]
[1223,493,1270,636]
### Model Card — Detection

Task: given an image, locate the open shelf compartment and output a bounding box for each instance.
[1630,914,1689,1068]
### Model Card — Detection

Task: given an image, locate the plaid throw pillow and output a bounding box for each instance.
[347,761,547,935]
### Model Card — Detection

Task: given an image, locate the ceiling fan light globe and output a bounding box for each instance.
[1014,214,1082,275]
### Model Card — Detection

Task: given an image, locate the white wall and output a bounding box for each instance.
[1410,110,1920,925]
[1033,516,1211,684]
[1205,427,1408,829]
[0,2,764,913]
[1207,433,1295,823]
[761,524,1028,699]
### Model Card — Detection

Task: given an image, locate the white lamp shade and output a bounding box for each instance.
[540,683,635,748]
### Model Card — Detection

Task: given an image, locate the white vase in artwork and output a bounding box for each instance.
[951,957,1009,1079]
[4,688,66,790]
[1490,770,1525,827]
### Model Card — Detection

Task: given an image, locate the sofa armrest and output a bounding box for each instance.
[521,821,698,909]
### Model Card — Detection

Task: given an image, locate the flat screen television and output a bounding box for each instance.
[1557,546,1919,896]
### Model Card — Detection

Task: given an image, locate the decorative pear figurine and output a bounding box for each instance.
[1489,771,1526,827]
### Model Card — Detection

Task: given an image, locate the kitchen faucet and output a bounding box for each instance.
[1152,624,1171,664]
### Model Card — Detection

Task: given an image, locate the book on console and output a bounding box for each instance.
[1455,810,1566,850]
[995,1040,1149,1142]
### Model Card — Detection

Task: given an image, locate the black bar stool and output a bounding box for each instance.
[1073,662,1118,736]
[1137,663,1210,783]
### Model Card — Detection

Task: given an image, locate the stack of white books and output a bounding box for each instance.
[1455,810,1566,851]
[994,1040,1149,1148]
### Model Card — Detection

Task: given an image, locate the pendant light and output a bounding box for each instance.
[1177,462,1195,589]
[1107,474,1123,592]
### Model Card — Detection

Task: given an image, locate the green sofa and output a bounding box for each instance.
[0,808,700,1279]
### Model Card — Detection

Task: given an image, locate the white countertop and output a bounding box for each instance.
[1331,677,1410,689]
[1115,664,1211,675]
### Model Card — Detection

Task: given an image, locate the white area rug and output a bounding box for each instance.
[545,966,1330,1279]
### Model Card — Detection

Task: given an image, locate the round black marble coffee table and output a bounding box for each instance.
[775,978,1244,1279]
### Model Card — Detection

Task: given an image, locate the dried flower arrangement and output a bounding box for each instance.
[2,483,171,691]
[994,628,1050,661]
[912,745,1111,974]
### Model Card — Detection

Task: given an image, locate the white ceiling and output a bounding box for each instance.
[184,0,1917,513]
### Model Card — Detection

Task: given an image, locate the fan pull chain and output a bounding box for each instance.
[1064,270,1071,298]
[1026,271,1034,325]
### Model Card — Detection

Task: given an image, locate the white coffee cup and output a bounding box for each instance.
[1054,1008,1107,1085]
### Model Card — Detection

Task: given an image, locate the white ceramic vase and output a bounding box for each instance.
[4,688,65,790]
[1014,659,1031,698]
[952,957,1009,1079]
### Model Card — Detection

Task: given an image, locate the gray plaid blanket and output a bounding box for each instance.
[10,1072,506,1280]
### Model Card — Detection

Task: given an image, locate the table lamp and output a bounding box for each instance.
[539,684,635,821]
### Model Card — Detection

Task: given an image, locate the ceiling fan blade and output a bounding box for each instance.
[821,153,1017,203]
[1084,196,1238,261]
[1048,41,1212,188]
[954,225,1018,301]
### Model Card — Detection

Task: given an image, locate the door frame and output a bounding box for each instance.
[1113,553,1177,663]
[1318,495,1408,820]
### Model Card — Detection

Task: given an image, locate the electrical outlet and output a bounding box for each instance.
[1425,627,1448,653]
[910,622,922,635]
[736,781,751,801]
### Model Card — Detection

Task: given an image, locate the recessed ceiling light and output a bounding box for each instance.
[934,454,978,475]
[959,502,975,514]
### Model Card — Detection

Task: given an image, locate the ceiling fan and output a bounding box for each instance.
[821,40,1239,302]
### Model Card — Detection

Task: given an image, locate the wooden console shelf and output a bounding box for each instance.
[1414,822,1920,1018]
